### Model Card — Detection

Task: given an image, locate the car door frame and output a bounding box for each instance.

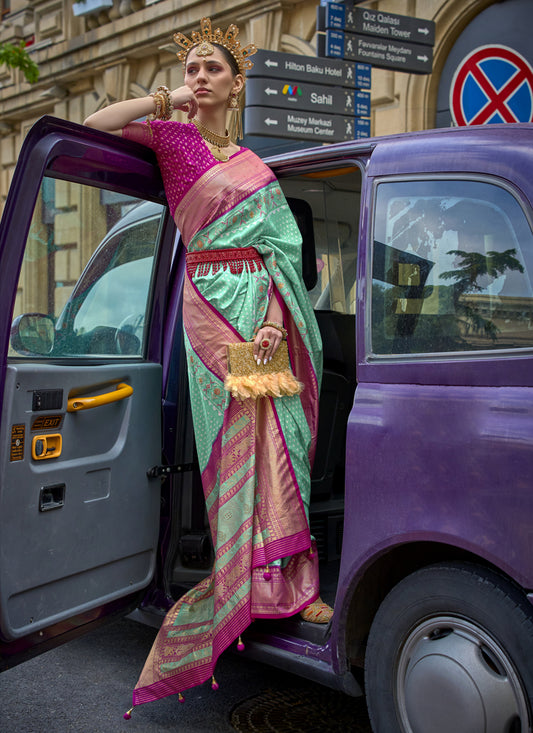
[0,116,176,668]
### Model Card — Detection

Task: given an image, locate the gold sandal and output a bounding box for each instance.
[300,598,334,624]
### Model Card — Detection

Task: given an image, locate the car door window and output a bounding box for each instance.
[9,177,166,358]
[371,179,533,355]
[280,167,361,314]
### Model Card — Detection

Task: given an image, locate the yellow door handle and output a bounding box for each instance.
[32,433,62,460]
[67,382,134,412]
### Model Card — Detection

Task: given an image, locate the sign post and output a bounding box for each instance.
[245,48,372,143]
[248,49,369,89]
[317,2,435,75]
[246,77,370,117]
[244,107,368,143]
[323,31,433,74]
[345,6,435,46]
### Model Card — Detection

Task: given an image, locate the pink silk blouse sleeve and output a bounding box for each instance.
[122,120,215,216]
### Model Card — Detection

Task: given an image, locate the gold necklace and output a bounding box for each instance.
[192,118,231,162]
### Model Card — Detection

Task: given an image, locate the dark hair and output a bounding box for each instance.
[186,43,240,77]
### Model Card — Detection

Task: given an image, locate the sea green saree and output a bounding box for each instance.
[124,122,322,708]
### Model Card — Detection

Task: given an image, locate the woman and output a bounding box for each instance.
[84,16,332,716]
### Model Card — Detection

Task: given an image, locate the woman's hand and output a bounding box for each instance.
[170,86,198,119]
[253,325,283,365]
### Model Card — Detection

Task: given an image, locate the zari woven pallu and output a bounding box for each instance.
[122,118,323,713]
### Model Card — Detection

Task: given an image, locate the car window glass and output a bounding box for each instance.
[371,179,533,355]
[280,167,361,314]
[9,177,166,358]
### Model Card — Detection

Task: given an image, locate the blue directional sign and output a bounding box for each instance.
[345,7,435,47]
[248,49,365,89]
[354,62,372,89]
[245,35,372,143]
[246,77,370,117]
[320,29,433,74]
[317,5,434,74]
[323,30,345,58]
[317,2,345,31]
[245,107,370,143]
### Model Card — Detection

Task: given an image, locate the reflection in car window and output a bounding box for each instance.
[371,179,533,355]
[9,178,166,358]
[73,258,151,334]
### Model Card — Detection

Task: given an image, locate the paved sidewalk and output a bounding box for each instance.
[0,617,371,733]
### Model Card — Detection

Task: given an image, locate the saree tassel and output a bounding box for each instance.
[178,692,185,704]
[211,676,219,691]
[237,636,245,651]
[123,707,134,720]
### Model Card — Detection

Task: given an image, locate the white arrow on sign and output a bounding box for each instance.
[418,27,430,35]
[417,55,429,62]
[265,88,278,95]
[265,59,278,68]
[265,118,278,126]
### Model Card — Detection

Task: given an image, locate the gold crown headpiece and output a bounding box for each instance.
[174,17,257,75]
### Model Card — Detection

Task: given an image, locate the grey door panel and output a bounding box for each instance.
[0,361,161,639]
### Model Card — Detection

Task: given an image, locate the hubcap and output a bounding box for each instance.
[395,615,529,733]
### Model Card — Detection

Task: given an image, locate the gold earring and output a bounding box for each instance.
[228,91,239,110]
[227,90,243,141]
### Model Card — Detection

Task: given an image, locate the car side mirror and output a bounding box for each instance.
[11,314,55,356]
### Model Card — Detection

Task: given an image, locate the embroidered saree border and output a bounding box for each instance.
[132,594,251,705]
[175,149,275,243]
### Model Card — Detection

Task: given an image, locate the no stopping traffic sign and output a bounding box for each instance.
[451,45,533,126]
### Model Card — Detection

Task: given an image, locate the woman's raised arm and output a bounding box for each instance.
[83,86,198,136]
[84,97,157,136]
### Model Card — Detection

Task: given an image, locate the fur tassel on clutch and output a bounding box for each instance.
[224,341,303,401]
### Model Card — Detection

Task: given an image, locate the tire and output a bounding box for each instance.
[364,562,533,733]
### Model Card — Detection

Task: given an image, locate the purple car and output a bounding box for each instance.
[2,116,533,732]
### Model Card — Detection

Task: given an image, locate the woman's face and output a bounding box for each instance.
[185,46,243,110]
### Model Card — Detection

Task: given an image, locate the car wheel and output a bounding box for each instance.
[364,562,533,733]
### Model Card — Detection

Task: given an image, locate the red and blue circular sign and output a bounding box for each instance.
[451,45,533,126]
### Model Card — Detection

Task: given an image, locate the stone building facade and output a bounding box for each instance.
[0,0,523,207]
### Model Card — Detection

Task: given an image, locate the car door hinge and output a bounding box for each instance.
[147,462,198,478]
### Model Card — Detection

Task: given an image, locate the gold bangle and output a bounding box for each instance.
[157,85,173,120]
[147,93,162,121]
[262,321,288,339]
[147,86,173,121]
[147,94,159,121]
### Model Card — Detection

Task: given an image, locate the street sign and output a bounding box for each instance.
[321,30,433,74]
[247,49,370,90]
[345,6,435,47]
[244,106,370,143]
[317,1,345,31]
[451,45,533,126]
[246,77,370,117]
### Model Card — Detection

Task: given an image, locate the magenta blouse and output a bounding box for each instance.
[122,120,245,218]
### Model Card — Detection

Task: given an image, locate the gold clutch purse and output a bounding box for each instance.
[224,341,303,401]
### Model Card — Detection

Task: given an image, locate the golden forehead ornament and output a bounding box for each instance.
[173,17,257,75]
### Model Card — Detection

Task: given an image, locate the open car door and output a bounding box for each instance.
[0,117,174,666]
